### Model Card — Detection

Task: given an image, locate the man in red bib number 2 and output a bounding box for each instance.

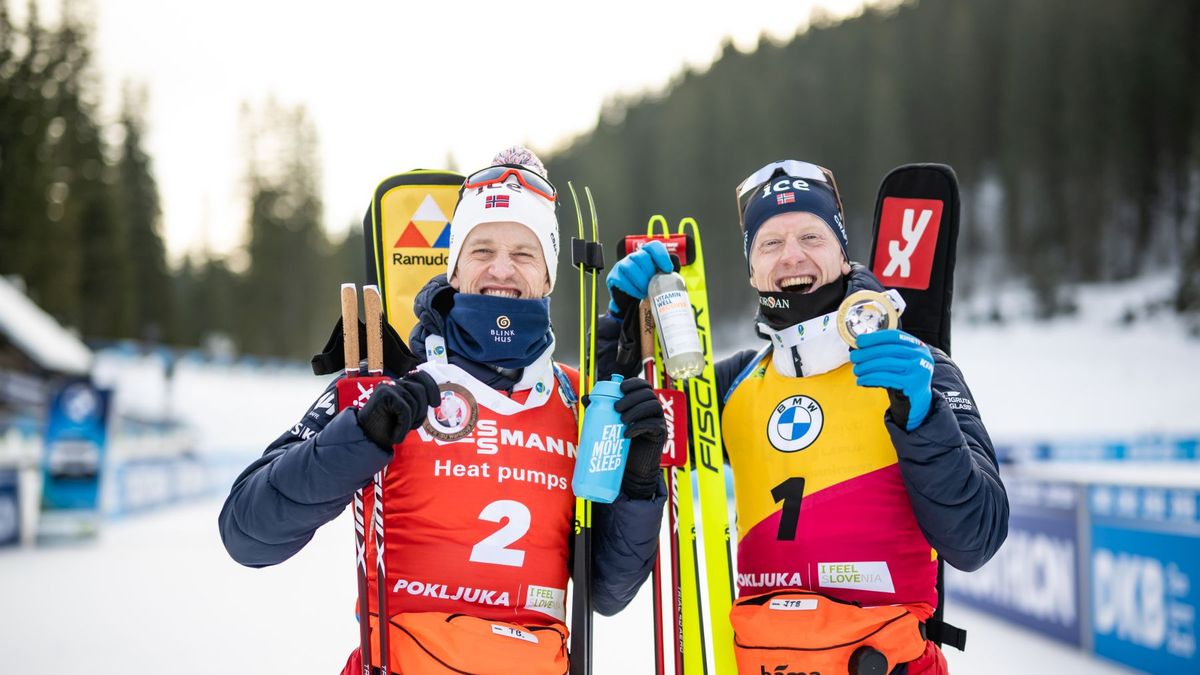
[219,147,668,674]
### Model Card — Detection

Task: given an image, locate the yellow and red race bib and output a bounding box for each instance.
[723,354,937,613]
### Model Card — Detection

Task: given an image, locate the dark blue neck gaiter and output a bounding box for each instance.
[443,293,553,370]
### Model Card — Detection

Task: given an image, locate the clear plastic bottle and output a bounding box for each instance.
[648,270,704,379]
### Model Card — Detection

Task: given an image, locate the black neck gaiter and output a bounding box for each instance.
[756,276,847,330]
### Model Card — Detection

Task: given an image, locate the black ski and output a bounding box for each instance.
[867,162,967,652]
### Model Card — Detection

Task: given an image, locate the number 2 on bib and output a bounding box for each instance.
[470,499,530,567]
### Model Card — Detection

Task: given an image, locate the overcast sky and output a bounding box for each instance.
[32,1,868,260]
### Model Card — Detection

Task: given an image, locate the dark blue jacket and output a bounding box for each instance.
[596,265,1008,574]
[219,277,665,617]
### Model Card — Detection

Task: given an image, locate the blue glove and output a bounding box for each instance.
[605,240,674,317]
[849,329,934,431]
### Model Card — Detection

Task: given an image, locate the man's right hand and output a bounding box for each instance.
[606,240,674,317]
[355,370,440,450]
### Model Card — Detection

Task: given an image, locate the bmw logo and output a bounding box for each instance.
[766,395,824,452]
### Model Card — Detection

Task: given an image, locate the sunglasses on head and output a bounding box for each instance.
[735,159,843,228]
[463,164,557,203]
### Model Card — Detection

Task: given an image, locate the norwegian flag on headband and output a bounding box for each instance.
[776,192,796,205]
[485,194,510,209]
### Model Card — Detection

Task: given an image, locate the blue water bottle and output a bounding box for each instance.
[572,374,631,504]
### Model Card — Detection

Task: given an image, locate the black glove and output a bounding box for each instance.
[612,377,667,500]
[355,371,440,451]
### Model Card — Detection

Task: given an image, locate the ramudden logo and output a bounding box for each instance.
[393,194,451,249]
[766,395,824,452]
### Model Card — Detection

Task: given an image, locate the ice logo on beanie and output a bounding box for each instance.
[760,177,812,199]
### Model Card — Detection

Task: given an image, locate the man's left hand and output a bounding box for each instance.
[611,377,667,499]
[850,329,934,432]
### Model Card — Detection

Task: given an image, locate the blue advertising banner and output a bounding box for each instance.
[946,478,1082,645]
[997,435,1200,463]
[111,458,176,515]
[0,468,19,547]
[39,379,111,540]
[1089,484,1200,674]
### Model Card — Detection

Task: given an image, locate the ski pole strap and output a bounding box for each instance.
[921,618,967,651]
[572,238,605,272]
[310,315,419,376]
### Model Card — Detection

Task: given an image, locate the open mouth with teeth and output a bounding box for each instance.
[778,275,817,293]
[481,287,522,299]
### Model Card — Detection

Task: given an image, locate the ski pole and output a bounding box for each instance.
[569,182,603,675]
[341,284,373,675]
[640,298,671,675]
[363,285,390,675]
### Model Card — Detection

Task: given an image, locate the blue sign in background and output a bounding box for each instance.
[1089,484,1200,674]
[0,468,19,547]
[40,380,111,513]
[946,479,1082,645]
[112,458,176,515]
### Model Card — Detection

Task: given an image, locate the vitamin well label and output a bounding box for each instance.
[652,290,702,358]
[769,598,819,611]
[491,624,539,644]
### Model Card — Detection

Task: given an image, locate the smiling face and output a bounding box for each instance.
[748,211,850,293]
[449,221,551,299]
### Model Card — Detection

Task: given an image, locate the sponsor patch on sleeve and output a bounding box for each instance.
[939,389,975,412]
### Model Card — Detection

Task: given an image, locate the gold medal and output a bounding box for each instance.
[836,290,899,348]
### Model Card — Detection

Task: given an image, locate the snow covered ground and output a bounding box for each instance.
[0,497,1139,674]
[4,274,1196,673]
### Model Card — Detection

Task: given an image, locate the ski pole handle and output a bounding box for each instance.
[341,283,360,375]
[363,285,384,375]
[639,298,656,373]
